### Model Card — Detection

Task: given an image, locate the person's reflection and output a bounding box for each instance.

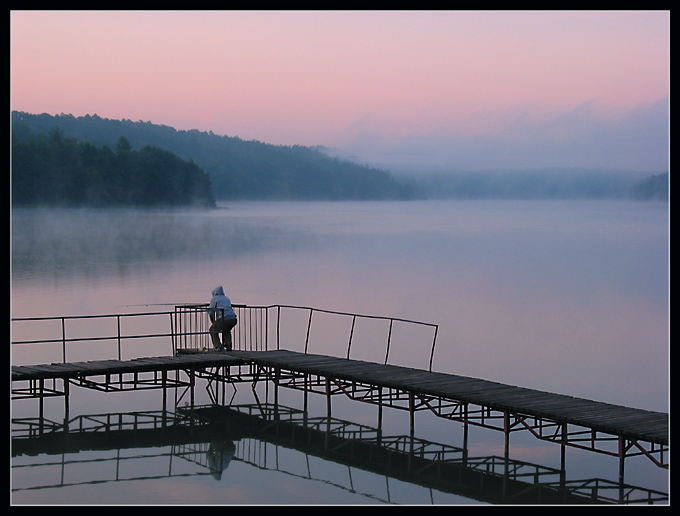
[207,441,236,480]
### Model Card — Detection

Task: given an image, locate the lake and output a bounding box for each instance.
[10,199,669,504]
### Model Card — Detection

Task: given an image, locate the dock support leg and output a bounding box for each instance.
[409,392,415,439]
[377,388,383,445]
[326,377,332,419]
[462,403,469,466]
[162,371,169,430]
[162,370,167,413]
[618,436,626,485]
[408,392,415,472]
[503,410,510,498]
[503,411,510,461]
[219,366,224,406]
[303,373,309,425]
[560,423,567,487]
[190,370,195,407]
[325,377,332,450]
[274,368,279,408]
[63,379,70,435]
[39,379,44,435]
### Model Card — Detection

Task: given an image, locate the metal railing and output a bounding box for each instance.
[12,304,439,370]
[172,304,269,354]
[278,304,438,371]
[11,311,177,364]
[173,304,439,371]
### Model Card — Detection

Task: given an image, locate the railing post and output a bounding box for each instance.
[347,315,356,359]
[429,326,438,372]
[170,312,176,356]
[263,307,267,351]
[384,319,394,365]
[304,308,313,354]
[116,315,122,361]
[276,306,281,350]
[61,317,66,363]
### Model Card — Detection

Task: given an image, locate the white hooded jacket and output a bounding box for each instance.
[209,285,236,321]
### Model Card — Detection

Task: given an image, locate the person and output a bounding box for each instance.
[208,285,237,351]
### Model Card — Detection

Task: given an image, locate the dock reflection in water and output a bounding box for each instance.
[11,402,668,505]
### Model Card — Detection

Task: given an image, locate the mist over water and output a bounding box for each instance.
[11,199,669,503]
[11,200,669,406]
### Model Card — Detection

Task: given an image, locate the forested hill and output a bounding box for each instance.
[11,111,413,201]
[12,131,216,208]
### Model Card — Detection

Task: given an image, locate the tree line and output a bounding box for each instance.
[630,172,669,201]
[11,128,215,207]
[10,111,667,204]
[11,112,414,202]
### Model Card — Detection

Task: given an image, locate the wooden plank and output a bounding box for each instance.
[248,354,343,370]
[11,365,60,379]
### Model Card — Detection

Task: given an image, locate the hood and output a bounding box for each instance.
[212,285,225,297]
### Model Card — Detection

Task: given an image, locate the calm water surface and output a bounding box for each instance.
[11,200,669,504]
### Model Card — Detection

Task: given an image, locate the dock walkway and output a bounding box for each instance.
[11,349,668,448]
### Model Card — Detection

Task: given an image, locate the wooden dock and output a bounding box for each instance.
[231,350,668,446]
[11,353,247,381]
[11,349,668,474]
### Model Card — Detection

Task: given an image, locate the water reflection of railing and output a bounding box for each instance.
[11,405,669,505]
[180,439,393,503]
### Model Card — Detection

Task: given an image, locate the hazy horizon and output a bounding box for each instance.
[10,11,669,174]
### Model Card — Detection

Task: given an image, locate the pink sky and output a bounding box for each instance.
[10,10,670,171]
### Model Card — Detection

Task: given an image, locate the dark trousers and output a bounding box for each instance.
[210,316,237,350]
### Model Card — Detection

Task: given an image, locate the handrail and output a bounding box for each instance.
[11,310,178,363]
[175,303,439,371]
[274,304,439,371]
[12,304,439,371]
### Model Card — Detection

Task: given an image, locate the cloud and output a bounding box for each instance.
[336,97,669,173]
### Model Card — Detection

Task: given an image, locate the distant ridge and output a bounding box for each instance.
[631,172,669,201]
[11,111,414,201]
[11,111,667,202]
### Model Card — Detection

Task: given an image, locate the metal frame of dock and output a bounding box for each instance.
[11,304,669,489]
